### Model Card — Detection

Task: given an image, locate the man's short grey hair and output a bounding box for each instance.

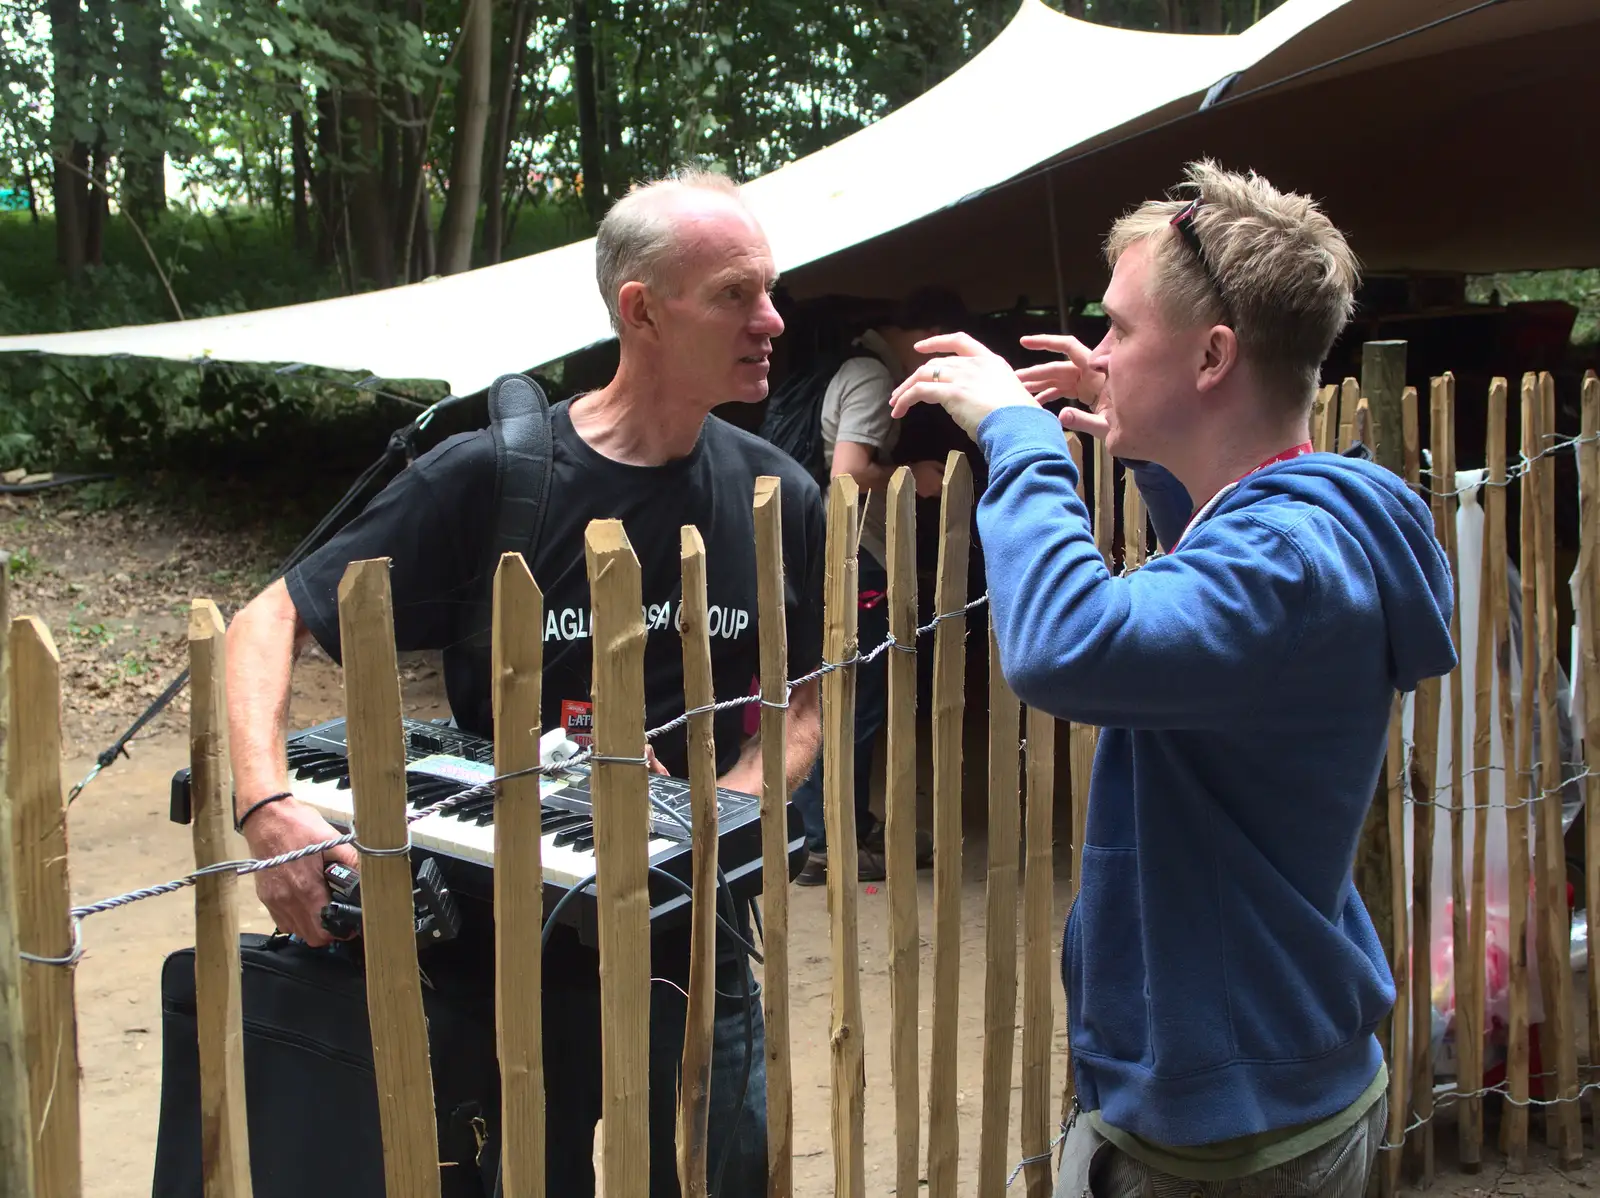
[594,167,743,335]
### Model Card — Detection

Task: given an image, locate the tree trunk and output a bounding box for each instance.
[48,0,87,277]
[1198,0,1225,32]
[84,140,108,268]
[21,159,38,223]
[381,85,402,225]
[435,0,492,275]
[291,107,312,252]
[597,0,620,191]
[572,0,606,223]
[482,0,530,266]
[313,88,339,268]
[1063,0,1085,16]
[116,0,166,224]
[344,89,395,288]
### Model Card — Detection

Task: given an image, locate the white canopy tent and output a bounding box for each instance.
[0,0,1593,396]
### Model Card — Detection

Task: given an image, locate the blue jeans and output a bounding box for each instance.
[528,957,768,1196]
[793,558,888,853]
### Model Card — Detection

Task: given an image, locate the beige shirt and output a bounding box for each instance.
[820,328,901,569]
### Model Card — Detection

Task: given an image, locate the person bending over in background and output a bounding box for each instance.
[792,285,967,885]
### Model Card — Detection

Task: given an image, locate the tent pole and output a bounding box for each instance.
[1045,171,1069,335]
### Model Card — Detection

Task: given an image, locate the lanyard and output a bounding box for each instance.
[1229,441,1314,487]
[1176,441,1316,548]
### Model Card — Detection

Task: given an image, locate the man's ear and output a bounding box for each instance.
[1196,323,1240,393]
[617,280,657,339]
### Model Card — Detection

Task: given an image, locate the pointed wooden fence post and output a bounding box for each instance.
[187,600,252,1198]
[0,560,35,1198]
[1532,372,1582,1165]
[927,453,973,1198]
[10,616,80,1198]
[1356,341,1408,1198]
[584,521,651,1198]
[492,553,545,1198]
[1505,373,1539,1170]
[677,527,719,1198]
[1312,384,1339,454]
[1021,705,1056,1198]
[1061,432,1096,1139]
[337,561,441,1198]
[1408,383,1440,1188]
[1338,376,1360,452]
[977,617,1021,1198]
[752,477,794,1198]
[821,477,866,1198]
[1577,371,1600,1143]
[884,468,921,1198]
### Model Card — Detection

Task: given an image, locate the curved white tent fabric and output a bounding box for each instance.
[1,0,1592,395]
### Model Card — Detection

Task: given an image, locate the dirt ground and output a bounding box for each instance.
[7,486,1600,1197]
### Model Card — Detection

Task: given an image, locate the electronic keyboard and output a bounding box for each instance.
[169,717,806,945]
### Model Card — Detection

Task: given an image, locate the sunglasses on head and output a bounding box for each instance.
[1170,197,1233,325]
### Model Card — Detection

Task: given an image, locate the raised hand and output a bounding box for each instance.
[1017,334,1110,441]
[889,332,1042,439]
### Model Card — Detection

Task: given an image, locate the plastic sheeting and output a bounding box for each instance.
[1406,469,1584,1081]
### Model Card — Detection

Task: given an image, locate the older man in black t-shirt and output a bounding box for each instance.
[223,168,825,1196]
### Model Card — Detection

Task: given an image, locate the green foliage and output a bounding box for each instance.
[5,544,38,577]
[1466,269,1600,347]
[0,198,595,472]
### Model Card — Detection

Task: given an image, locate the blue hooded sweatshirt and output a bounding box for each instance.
[974,405,1456,1147]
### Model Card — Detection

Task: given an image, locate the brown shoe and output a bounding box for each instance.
[795,850,827,887]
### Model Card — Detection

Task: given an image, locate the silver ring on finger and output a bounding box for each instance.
[931,364,943,383]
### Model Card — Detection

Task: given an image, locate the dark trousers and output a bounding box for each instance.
[792,557,889,853]
[528,959,768,1196]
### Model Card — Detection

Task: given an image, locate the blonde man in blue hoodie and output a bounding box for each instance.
[891,162,1456,1198]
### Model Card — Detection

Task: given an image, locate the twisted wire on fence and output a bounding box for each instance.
[1420,430,1600,500]
[18,588,1115,1186]
[1379,1074,1600,1153]
[23,397,1600,1175]
[23,592,994,960]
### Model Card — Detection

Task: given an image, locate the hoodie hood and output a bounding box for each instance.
[1201,453,1457,692]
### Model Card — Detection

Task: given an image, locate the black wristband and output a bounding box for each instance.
[236,791,294,833]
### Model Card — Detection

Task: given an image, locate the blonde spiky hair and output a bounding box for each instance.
[1106,160,1361,405]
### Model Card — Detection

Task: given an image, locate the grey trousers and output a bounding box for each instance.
[1055,1096,1388,1198]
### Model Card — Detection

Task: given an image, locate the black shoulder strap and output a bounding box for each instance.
[487,372,556,568]
[461,373,555,651]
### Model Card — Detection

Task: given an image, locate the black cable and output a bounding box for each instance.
[528,854,760,1196]
[67,391,467,803]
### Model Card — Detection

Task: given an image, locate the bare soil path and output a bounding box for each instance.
[7,487,1595,1196]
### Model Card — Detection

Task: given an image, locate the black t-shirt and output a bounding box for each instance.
[286,402,825,778]
[284,402,825,983]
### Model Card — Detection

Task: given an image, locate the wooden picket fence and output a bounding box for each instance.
[1,347,1599,1198]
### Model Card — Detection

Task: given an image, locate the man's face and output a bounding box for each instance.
[1089,239,1207,462]
[651,203,784,405]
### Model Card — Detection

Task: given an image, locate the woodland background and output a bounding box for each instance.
[0,0,1592,474]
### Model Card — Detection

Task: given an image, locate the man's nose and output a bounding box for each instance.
[752,291,784,337]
